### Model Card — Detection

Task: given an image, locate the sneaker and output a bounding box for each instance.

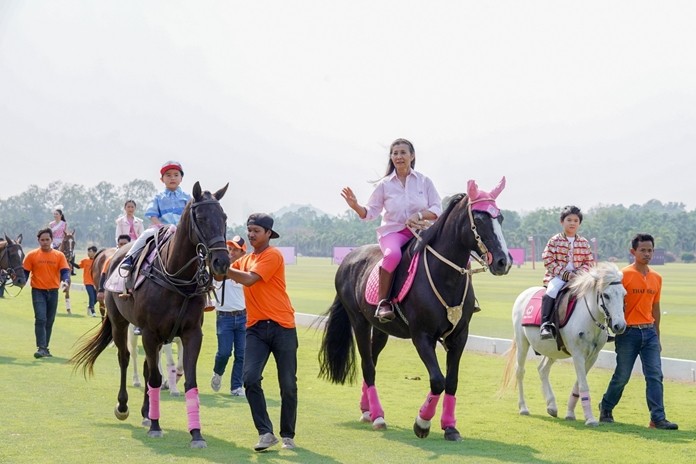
[599,408,614,423]
[650,419,678,430]
[90,310,97,318]
[34,349,45,359]
[44,348,52,358]
[231,387,245,397]
[254,432,279,451]
[210,373,221,392]
[281,437,296,449]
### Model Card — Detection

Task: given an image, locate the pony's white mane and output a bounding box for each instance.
[568,262,622,297]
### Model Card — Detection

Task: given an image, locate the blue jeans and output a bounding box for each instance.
[600,326,666,422]
[243,320,298,438]
[32,288,59,349]
[85,284,97,310]
[213,311,247,391]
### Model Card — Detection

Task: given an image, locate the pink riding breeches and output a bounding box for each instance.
[379,228,414,273]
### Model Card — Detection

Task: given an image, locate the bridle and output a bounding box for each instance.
[583,280,623,332]
[147,197,228,344]
[407,196,498,341]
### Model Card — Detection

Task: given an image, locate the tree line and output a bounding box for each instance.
[2,182,695,261]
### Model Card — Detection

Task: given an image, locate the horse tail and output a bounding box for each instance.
[69,315,114,378]
[317,295,356,384]
[498,338,518,396]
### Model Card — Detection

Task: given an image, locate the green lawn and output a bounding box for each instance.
[286,257,696,360]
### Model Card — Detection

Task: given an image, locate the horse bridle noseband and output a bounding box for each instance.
[583,280,623,332]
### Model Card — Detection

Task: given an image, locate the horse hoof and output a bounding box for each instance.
[169,390,180,397]
[372,417,387,430]
[133,381,141,388]
[114,405,129,421]
[444,427,462,441]
[148,430,164,438]
[413,422,430,439]
[565,415,576,421]
[519,409,530,416]
[359,411,371,423]
[190,439,207,449]
[142,418,151,427]
[585,419,599,427]
[547,408,558,418]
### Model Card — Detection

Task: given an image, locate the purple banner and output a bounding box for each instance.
[277,246,297,265]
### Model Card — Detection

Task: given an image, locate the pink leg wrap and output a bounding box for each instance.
[366,385,384,421]
[360,381,369,412]
[580,391,592,419]
[567,384,580,411]
[185,387,201,432]
[440,394,457,429]
[148,385,161,420]
[419,392,441,421]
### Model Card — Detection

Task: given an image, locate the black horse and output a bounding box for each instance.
[0,234,27,296]
[70,182,229,448]
[319,178,512,441]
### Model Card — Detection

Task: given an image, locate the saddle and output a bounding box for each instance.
[105,226,177,294]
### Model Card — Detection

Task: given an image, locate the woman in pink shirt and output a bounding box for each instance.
[341,138,442,322]
[114,200,145,245]
[49,208,67,249]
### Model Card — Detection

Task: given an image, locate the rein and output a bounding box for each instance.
[407,196,491,342]
[146,198,227,344]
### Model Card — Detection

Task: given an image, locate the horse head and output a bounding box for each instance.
[1,233,27,288]
[187,181,231,277]
[570,262,627,335]
[465,176,512,276]
[60,230,76,261]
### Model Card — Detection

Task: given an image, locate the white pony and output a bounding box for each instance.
[128,325,183,396]
[501,262,627,426]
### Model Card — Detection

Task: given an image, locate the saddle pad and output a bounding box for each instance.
[521,288,577,328]
[365,252,420,305]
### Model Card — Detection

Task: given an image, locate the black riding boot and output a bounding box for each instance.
[539,295,556,340]
[375,267,395,322]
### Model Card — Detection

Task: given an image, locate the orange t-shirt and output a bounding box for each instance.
[79,258,95,286]
[23,248,70,290]
[232,246,295,329]
[622,264,661,325]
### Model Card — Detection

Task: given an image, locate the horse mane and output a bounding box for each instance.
[413,193,467,254]
[567,262,622,297]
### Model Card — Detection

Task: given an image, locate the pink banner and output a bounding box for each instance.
[333,246,356,265]
[509,248,525,265]
[277,246,296,265]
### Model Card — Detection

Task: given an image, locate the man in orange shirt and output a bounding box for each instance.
[75,246,98,317]
[599,233,678,430]
[227,213,297,452]
[22,228,71,359]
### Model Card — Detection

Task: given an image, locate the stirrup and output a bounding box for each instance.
[374,299,395,322]
[539,323,555,339]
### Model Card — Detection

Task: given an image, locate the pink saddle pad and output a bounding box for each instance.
[365,252,420,305]
[521,288,577,327]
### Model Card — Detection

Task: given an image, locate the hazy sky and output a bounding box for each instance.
[2,1,695,225]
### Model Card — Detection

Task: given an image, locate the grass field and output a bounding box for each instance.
[1,257,694,463]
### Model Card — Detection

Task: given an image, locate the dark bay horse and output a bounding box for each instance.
[319,178,512,441]
[0,234,27,296]
[71,182,230,448]
[58,230,76,313]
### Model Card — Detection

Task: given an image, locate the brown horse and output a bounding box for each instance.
[58,230,76,313]
[0,234,27,296]
[70,182,229,448]
[91,247,116,319]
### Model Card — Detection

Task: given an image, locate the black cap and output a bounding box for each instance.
[247,213,279,239]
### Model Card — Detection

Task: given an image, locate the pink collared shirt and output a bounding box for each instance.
[363,169,442,239]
